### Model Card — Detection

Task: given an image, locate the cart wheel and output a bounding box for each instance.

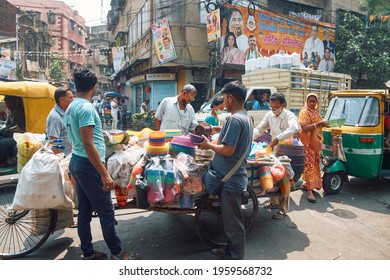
[0,182,57,259]
[322,171,345,195]
[132,120,143,131]
[194,185,258,248]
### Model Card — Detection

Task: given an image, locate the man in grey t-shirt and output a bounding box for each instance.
[197,81,253,260]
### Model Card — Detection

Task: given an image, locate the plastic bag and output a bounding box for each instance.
[270,158,286,182]
[59,154,77,208]
[15,132,45,173]
[127,155,147,198]
[10,147,74,210]
[173,153,203,194]
[285,163,295,180]
[145,157,165,204]
[160,158,178,204]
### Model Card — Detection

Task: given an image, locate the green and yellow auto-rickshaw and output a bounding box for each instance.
[321,88,390,194]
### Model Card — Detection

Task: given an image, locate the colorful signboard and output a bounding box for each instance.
[151,18,177,64]
[112,46,125,73]
[219,4,335,70]
[207,9,221,42]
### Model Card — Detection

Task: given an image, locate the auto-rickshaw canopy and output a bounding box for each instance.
[0,81,56,133]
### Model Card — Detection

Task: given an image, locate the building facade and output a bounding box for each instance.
[0,0,51,81]
[107,0,362,114]
[9,0,87,81]
[108,0,209,114]
[86,25,113,96]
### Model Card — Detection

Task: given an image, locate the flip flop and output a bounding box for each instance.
[272,210,287,219]
[307,195,317,203]
[307,190,317,203]
[264,203,279,209]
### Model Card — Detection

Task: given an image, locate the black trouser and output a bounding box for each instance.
[0,136,17,164]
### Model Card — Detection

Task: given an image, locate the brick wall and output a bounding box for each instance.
[0,0,17,38]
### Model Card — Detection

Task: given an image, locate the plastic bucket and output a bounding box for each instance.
[275,143,304,181]
[258,166,273,190]
[277,174,291,194]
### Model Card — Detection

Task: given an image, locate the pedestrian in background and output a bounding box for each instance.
[65,67,136,260]
[205,96,224,127]
[110,97,118,130]
[298,93,328,203]
[140,99,150,113]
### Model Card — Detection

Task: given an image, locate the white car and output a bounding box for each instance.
[195,86,277,126]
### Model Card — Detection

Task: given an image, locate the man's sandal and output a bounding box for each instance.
[264,203,279,209]
[272,210,287,219]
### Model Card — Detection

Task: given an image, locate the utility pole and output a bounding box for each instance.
[15,13,20,77]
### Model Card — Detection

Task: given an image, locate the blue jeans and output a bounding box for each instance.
[70,154,122,256]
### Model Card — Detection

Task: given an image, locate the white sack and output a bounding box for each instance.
[9,148,74,210]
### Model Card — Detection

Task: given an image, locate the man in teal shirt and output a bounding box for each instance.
[66,67,133,260]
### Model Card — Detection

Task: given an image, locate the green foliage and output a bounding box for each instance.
[335,11,390,89]
[49,56,67,82]
[360,0,390,15]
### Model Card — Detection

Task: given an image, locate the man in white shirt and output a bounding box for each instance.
[140,100,150,113]
[253,92,300,219]
[110,97,118,130]
[244,35,262,62]
[318,47,335,72]
[303,24,324,63]
[154,84,198,134]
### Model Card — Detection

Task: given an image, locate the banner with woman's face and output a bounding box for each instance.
[218,3,335,69]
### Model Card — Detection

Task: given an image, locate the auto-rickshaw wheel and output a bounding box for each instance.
[322,172,345,195]
[0,182,57,259]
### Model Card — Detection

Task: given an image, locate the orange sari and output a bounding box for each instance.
[298,95,323,190]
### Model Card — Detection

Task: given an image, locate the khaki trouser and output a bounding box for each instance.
[270,193,290,213]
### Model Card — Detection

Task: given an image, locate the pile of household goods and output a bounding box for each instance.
[106,128,210,209]
[247,137,304,195]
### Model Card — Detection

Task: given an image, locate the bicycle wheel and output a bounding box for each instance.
[0,182,57,259]
[194,185,259,248]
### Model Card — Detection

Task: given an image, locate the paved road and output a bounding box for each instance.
[6,177,390,261]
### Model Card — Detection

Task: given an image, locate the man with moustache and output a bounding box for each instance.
[154,84,198,134]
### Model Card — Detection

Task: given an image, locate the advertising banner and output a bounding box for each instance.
[0,58,16,79]
[151,18,177,64]
[112,46,125,73]
[219,4,335,71]
[206,9,221,42]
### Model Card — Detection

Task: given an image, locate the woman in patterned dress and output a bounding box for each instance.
[298,93,328,203]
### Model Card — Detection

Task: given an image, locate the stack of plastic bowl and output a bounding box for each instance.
[164,129,182,142]
[169,135,196,157]
[146,131,169,156]
[111,130,125,144]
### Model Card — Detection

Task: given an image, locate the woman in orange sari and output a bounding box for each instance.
[298,93,328,203]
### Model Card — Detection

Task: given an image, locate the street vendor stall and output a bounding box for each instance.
[0,127,303,259]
